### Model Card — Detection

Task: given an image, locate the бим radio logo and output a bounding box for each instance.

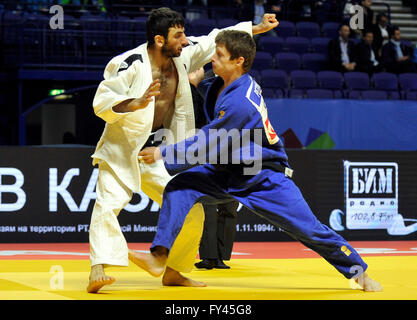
[329,161,417,235]
[344,161,397,230]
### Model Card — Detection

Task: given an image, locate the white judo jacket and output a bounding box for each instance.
[91,22,253,193]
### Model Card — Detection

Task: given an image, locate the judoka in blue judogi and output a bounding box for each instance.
[138,30,382,291]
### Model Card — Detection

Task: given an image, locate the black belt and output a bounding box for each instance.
[141,129,164,150]
[223,160,294,178]
[262,161,294,178]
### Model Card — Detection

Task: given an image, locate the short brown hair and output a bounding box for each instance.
[215,30,256,73]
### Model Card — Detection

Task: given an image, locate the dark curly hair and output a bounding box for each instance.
[146,7,185,46]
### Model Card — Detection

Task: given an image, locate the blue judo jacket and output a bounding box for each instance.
[160,73,289,176]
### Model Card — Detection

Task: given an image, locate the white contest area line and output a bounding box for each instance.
[230,252,251,256]
[303,247,417,254]
[0,250,90,256]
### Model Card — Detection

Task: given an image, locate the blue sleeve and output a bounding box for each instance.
[161,102,248,175]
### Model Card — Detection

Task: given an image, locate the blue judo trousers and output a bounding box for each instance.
[152,73,368,279]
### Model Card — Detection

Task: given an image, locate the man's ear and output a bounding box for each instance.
[154,35,165,48]
[236,56,245,68]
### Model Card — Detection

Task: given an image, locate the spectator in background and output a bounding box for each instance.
[287,0,327,22]
[343,0,359,15]
[341,1,362,40]
[188,67,208,129]
[355,30,384,74]
[194,201,239,270]
[328,24,357,72]
[344,0,374,38]
[188,67,239,271]
[234,0,282,43]
[361,0,374,32]
[381,26,416,74]
[372,13,392,57]
[235,0,282,24]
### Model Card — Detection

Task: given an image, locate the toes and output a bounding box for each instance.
[86,277,115,293]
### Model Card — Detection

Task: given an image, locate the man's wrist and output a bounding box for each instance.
[252,24,262,35]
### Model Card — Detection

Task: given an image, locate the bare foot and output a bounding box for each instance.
[128,249,166,277]
[162,267,207,287]
[356,272,383,292]
[87,264,115,293]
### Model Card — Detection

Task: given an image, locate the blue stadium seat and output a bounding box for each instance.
[317,71,344,98]
[275,52,301,73]
[290,70,317,89]
[344,72,370,99]
[344,72,370,90]
[302,53,327,72]
[399,73,417,99]
[317,71,344,89]
[260,69,288,97]
[288,89,304,98]
[311,37,331,56]
[322,22,339,39]
[258,36,285,56]
[248,69,261,83]
[362,90,389,100]
[275,21,295,38]
[334,90,344,99]
[346,90,362,99]
[275,89,285,98]
[260,69,288,87]
[252,51,274,71]
[285,37,311,54]
[262,88,277,98]
[296,21,320,39]
[405,91,417,100]
[388,92,401,100]
[306,89,334,99]
[372,72,400,100]
[372,72,398,91]
[399,73,417,91]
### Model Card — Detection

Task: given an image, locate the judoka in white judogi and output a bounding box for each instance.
[89,20,253,275]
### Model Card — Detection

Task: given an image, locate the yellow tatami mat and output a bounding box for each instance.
[0,256,416,300]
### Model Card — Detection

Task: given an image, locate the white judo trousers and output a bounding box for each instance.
[89,159,204,272]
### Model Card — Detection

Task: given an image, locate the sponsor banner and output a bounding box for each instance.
[0,147,416,242]
[344,161,398,230]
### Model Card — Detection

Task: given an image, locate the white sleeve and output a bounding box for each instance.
[183,21,253,73]
[92,58,138,124]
